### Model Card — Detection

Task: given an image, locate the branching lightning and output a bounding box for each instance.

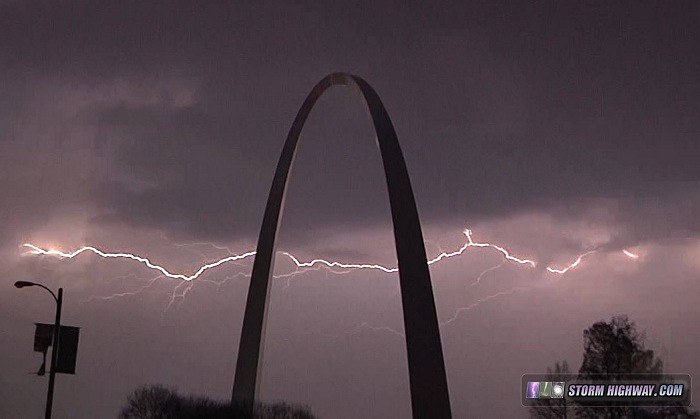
[304,321,406,340]
[470,261,506,287]
[545,250,597,274]
[19,228,548,280]
[439,286,532,327]
[84,275,166,303]
[21,229,639,286]
[21,243,257,281]
[461,230,536,267]
[21,228,641,335]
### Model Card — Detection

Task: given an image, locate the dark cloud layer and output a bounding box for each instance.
[2,0,698,245]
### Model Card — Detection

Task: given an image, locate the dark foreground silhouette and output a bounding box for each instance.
[530,315,698,419]
[119,384,317,419]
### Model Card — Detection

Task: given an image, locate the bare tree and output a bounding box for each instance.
[119,384,317,419]
[529,361,574,419]
[119,385,184,419]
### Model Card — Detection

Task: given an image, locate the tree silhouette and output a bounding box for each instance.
[579,316,662,379]
[528,361,574,419]
[120,385,184,419]
[119,384,316,419]
[530,316,697,419]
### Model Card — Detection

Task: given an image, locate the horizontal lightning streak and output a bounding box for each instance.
[545,250,597,274]
[22,230,643,338]
[21,229,636,286]
[21,243,257,281]
[24,228,537,280]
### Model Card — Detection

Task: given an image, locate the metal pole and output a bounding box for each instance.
[45,288,62,419]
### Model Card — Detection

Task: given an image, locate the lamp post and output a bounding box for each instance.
[15,281,63,419]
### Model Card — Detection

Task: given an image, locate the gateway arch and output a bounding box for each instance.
[232,73,452,419]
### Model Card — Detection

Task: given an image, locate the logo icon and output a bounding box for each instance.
[539,381,552,398]
[526,382,540,399]
[552,382,565,398]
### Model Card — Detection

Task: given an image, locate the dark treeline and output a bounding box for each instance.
[119,385,317,419]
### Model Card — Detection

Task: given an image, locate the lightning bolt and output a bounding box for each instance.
[299,284,530,339]
[20,230,638,288]
[470,261,507,287]
[622,249,639,259]
[439,286,532,327]
[545,250,597,274]
[20,228,540,281]
[21,243,257,282]
[20,229,640,330]
[83,275,166,303]
[462,230,536,267]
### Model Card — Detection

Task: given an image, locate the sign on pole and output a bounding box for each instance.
[33,323,80,375]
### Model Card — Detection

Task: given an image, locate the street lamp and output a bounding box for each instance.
[15,281,63,419]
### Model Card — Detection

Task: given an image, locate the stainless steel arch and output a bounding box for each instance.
[232,73,452,419]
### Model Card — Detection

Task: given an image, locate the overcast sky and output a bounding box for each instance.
[2,1,699,418]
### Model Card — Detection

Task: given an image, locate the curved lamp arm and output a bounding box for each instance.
[14,281,59,304]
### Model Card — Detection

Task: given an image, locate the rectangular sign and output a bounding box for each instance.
[33,323,80,375]
[522,374,692,407]
[34,323,53,353]
[56,326,80,374]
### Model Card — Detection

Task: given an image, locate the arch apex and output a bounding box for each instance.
[232,73,452,419]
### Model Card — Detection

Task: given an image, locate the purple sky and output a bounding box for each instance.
[2,1,699,418]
